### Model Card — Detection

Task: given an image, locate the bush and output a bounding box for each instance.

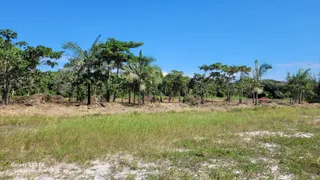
[44,93,52,102]
[182,94,199,106]
[216,91,225,98]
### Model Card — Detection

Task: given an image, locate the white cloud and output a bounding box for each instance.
[162,71,168,76]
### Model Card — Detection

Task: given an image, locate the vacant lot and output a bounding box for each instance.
[0,101,252,117]
[0,105,319,179]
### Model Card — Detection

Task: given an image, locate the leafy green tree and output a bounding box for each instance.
[145,66,163,103]
[261,79,286,99]
[27,71,57,95]
[237,66,252,103]
[286,69,315,104]
[63,35,101,105]
[315,74,320,103]
[0,29,62,105]
[117,74,131,103]
[275,90,286,103]
[101,38,143,102]
[201,63,241,103]
[96,46,115,102]
[163,70,189,102]
[52,70,76,100]
[222,65,241,103]
[189,73,213,104]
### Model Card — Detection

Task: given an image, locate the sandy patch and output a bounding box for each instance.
[259,143,279,152]
[238,131,314,138]
[0,154,165,180]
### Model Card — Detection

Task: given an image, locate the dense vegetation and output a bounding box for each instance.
[1,29,320,106]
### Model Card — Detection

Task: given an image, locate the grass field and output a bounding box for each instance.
[0,106,319,179]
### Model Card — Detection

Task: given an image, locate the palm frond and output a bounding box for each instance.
[259,63,272,77]
[90,34,102,55]
[62,42,85,59]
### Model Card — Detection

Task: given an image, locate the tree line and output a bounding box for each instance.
[1,29,320,106]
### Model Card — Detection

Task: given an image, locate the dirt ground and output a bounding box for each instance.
[0,102,248,117]
[1,101,319,117]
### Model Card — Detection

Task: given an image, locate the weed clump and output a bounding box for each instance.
[182,95,199,106]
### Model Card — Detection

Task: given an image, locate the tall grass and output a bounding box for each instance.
[0,106,319,165]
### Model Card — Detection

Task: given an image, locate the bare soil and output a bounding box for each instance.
[1,100,320,117]
[0,102,248,117]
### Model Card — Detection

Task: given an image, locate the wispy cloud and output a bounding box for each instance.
[162,71,168,76]
[38,55,70,71]
[162,71,193,78]
[276,62,320,68]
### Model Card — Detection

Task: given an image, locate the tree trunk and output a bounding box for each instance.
[2,59,8,105]
[2,76,10,105]
[2,88,8,105]
[11,88,15,101]
[254,92,258,105]
[298,92,302,104]
[113,61,121,103]
[228,89,231,103]
[133,92,136,104]
[138,92,141,107]
[87,83,91,105]
[152,94,155,103]
[239,89,243,104]
[76,86,80,102]
[252,92,255,104]
[112,92,116,102]
[142,93,145,104]
[121,92,124,103]
[105,90,111,102]
[128,89,131,104]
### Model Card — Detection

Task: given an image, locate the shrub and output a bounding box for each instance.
[216,90,225,98]
[182,94,199,106]
[44,93,52,102]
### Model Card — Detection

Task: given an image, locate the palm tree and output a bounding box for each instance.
[252,60,272,105]
[287,69,314,104]
[145,65,163,103]
[125,50,155,106]
[62,35,101,105]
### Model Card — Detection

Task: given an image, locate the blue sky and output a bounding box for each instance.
[2,0,320,80]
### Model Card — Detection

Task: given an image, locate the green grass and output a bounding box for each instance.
[0,106,319,178]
